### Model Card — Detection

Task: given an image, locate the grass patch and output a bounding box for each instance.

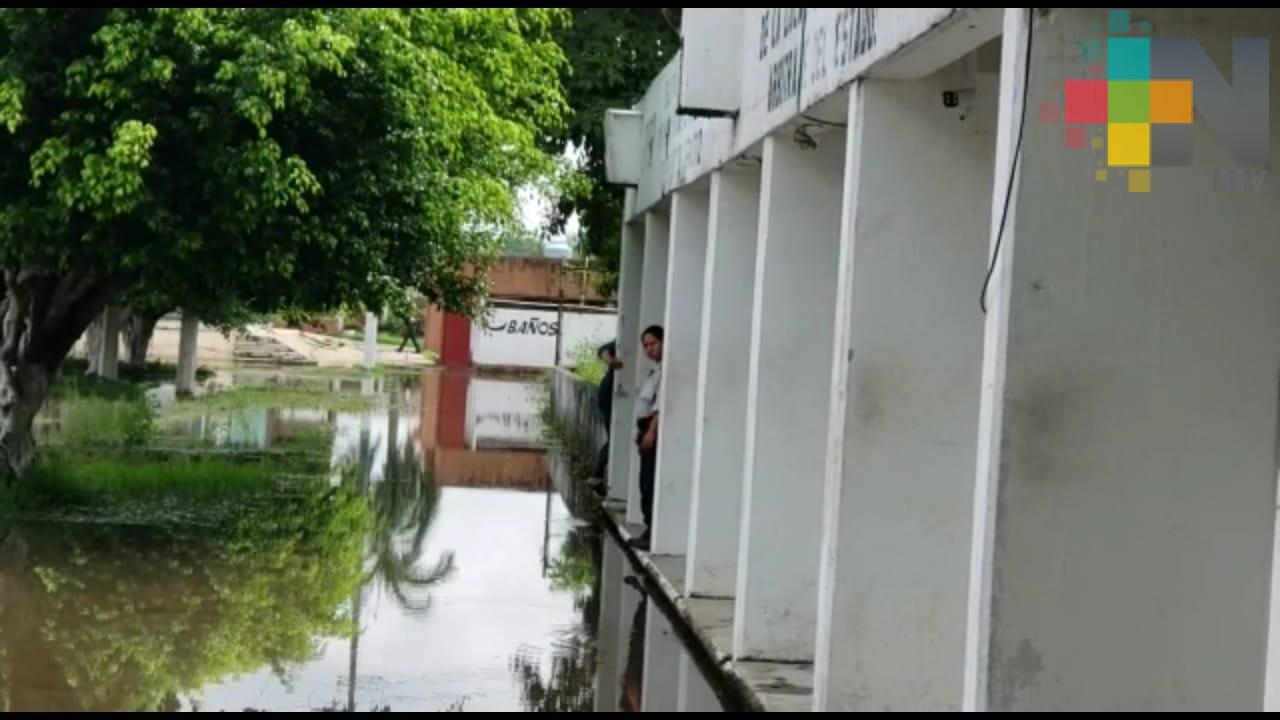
[14,454,282,506]
[51,373,144,403]
[170,386,377,417]
[53,396,154,449]
[59,357,214,384]
[566,339,606,387]
[270,425,336,454]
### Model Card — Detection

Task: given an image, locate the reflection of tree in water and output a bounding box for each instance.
[547,524,599,614]
[362,439,454,614]
[510,631,596,713]
[510,523,602,712]
[0,482,369,712]
[336,383,455,615]
[336,387,454,712]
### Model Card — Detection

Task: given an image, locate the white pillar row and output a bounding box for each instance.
[686,163,761,599]
[627,210,670,529]
[609,190,645,506]
[96,306,122,381]
[176,311,200,395]
[652,187,709,556]
[814,50,999,712]
[641,602,681,711]
[967,8,1280,711]
[734,129,846,662]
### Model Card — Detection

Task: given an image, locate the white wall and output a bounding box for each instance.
[735,128,846,662]
[815,51,997,711]
[470,306,616,370]
[686,164,761,598]
[630,211,671,527]
[653,188,710,555]
[970,8,1280,711]
[610,201,646,506]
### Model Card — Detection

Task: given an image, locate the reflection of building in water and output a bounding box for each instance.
[419,371,549,490]
[195,407,332,451]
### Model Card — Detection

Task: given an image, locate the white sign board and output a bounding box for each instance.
[629,8,991,216]
[472,307,558,369]
[800,8,958,108]
[722,8,974,154]
[471,306,618,370]
[735,8,810,149]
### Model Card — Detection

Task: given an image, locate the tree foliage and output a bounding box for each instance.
[0,8,569,479]
[545,9,680,289]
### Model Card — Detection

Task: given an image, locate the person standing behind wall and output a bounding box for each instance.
[588,340,622,496]
[630,325,663,551]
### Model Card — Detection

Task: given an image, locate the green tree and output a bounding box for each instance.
[545,9,680,290]
[0,8,568,481]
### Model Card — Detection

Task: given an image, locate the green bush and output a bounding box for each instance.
[567,339,606,387]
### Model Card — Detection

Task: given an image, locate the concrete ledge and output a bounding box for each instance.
[597,505,815,712]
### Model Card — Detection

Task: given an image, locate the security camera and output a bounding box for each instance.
[943,88,976,108]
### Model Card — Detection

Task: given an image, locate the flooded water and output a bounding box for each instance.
[3,369,605,712]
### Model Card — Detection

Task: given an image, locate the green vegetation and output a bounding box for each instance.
[566,339,606,386]
[0,483,370,711]
[170,386,376,416]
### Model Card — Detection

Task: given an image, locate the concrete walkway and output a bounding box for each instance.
[265,326,432,369]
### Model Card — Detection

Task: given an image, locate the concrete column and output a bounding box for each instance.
[814,56,997,711]
[966,8,1280,711]
[627,210,669,528]
[96,306,121,380]
[677,652,722,711]
[363,312,378,370]
[642,602,681,711]
[595,541,627,712]
[686,165,760,598]
[652,188,709,555]
[734,130,845,661]
[176,311,199,395]
[610,190,645,506]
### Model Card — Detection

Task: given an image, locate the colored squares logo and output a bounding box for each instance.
[1065,80,1106,123]
[1109,81,1148,122]
[1048,13,1199,192]
[1150,80,1192,123]
[1107,37,1150,80]
[1108,123,1149,166]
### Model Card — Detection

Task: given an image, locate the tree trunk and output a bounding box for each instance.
[0,363,51,483]
[122,309,163,367]
[0,269,115,483]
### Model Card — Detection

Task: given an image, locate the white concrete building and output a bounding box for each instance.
[592,7,1280,712]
